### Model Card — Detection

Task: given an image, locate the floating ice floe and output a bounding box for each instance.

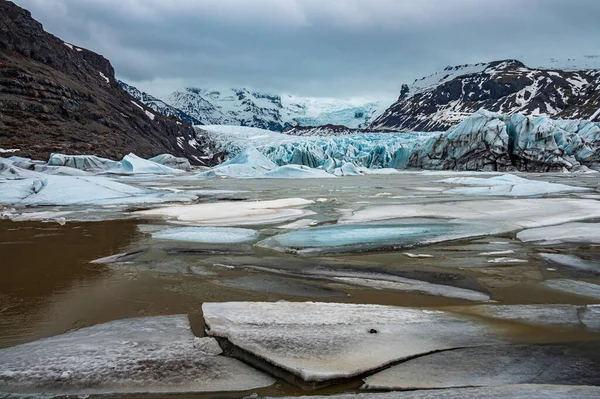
[339,199,600,231]
[538,253,600,273]
[258,385,600,399]
[203,302,505,382]
[361,343,600,391]
[439,174,589,196]
[152,226,259,244]
[263,164,336,179]
[137,198,315,226]
[256,222,469,255]
[487,257,528,264]
[0,175,196,206]
[517,222,600,245]
[542,279,600,299]
[0,315,274,396]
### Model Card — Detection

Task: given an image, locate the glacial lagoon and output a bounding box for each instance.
[1,165,600,398]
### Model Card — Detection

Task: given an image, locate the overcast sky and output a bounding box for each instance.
[14,0,600,101]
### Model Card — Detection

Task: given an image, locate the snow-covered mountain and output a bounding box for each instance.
[168,88,385,130]
[372,60,600,132]
[118,81,201,126]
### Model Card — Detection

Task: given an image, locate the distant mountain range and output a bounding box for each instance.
[121,85,386,131]
[371,60,600,131]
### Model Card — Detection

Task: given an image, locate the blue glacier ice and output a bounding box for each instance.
[152,226,259,243]
[148,154,192,170]
[197,111,600,174]
[108,153,184,174]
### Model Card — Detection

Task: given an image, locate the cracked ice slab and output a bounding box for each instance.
[260,385,600,399]
[202,302,505,382]
[517,222,600,245]
[361,343,600,390]
[439,174,589,196]
[0,175,197,206]
[152,227,259,244]
[0,315,274,396]
[136,198,315,226]
[542,279,600,300]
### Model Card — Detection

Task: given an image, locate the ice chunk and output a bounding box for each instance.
[517,222,600,245]
[333,162,362,176]
[264,164,336,179]
[109,153,184,174]
[196,163,268,178]
[362,343,600,390]
[487,257,528,264]
[48,153,120,171]
[258,385,600,399]
[148,154,192,171]
[136,198,315,226]
[0,315,274,396]
[538,253,600,273]
[203,302,505,382]
[221,147,277,171]
[152,227,259,244]
[440,174,589,196]
[543,279,600,299]
[0,176,196,206]
[256,223,467,254]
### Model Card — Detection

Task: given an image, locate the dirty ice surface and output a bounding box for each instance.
[0,315,274,396]
[152,226,260,244]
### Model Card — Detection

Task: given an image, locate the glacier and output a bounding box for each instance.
[196,110,600,174]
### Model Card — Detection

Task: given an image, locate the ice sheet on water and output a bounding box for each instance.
[538,253,600,273]
[221,147,277,171]
[361,343,600,391]
[0,175,197,206]
[152,226,259,244]
[203,302,505,382]
[263,165,335,179]
[440,174,589,196]
[136,198,316,226]
[517,222,600,245]
[543,279,600,299]
[257,222,480,255]
[108,153,184,175]
[48,153,120,171]
[258,385,600,399]
[148,154,192,170]
[0,315,274,396]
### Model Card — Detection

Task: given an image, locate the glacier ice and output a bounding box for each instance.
[136,198,316,226]
[152,226,259,243]
[362,343,600,391]
[0,315,274,396]
[148,154,192,170]
[0,175,197,206]
[258,385,600,399]
[197,110,600,173]
[517,222,600,245]
[203,302,505,382]
[48,153,120,171]
[108,153,184,174]
[439,174,589,196]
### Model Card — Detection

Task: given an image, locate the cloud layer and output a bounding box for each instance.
[14,0,600,100]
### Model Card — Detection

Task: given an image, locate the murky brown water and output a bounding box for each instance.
[1,172,600,397]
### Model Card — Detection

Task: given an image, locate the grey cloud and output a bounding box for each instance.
[13,0,600,100]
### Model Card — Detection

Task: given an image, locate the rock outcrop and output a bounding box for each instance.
[372,60,600,132]
[0,0,218,165]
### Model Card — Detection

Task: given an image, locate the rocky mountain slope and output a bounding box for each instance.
[168,87,384,130]
[118,81,201,126]
[0,0,217,165]
[372,60,600,132]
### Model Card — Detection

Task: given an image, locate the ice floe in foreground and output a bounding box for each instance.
[439,174,589,196]
[517,222,600,245]
[538,253,600,273]
[0,175,196,206]
[542,279,600,299]
[152,226,259,244]
[203,302,504,382]
[259,385,600,399]
[137,198,315,226]
[0,315,274,396]
[362,343,600,390]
